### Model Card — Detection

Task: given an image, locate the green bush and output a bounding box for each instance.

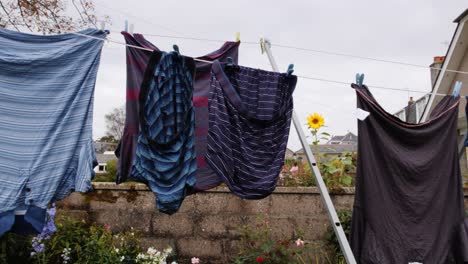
[0,216,175,264]
[324,210,353,263]
[233,216,324,264]
[280,152,356,189]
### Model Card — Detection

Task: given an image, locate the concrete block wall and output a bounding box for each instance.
[56,183,366,262]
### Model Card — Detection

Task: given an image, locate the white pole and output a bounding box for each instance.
[260,38,357,264]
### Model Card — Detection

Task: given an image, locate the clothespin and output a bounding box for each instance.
[129,24,134,34]
[452,81,462,97]
[100,21,105,30]
[124,20,128,32]
[173,44,180,54]
[226,57,234,67]
[236,32,240,42]
[287,64,294,76]
[260,37,271,54]
[355,73,365,87]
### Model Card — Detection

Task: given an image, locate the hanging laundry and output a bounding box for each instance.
[131,51,197,214]
[117,32,240,192]
[350,84,468,263]
[115,32,158,184]
[206,61,297,199]
[0,28,106,235]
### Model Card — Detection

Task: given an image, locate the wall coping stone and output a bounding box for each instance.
[91,182,357,194]
[91,182,468,196]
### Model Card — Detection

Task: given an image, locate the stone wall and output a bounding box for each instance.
[57,183,353,263]
[58,183,467,263]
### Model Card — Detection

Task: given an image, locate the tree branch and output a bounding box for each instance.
[0,1,21,31]
[16,0,34,32]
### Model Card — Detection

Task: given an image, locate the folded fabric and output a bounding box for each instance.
[0,28,105,235]
[350,84,468,263]
[131,51,197,214]
[206,61,297,199]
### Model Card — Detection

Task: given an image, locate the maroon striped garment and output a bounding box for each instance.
[116,32,240,191]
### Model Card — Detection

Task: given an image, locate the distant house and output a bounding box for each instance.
[94,151,117,174]
[394,95,431,123]
[393,9,468,172]
[327,132,357,145]
[94,140,118,154]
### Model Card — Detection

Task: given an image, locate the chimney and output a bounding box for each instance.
[430,56,445,87]
[408,96,414,106]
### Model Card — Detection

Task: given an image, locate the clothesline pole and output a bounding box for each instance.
[260,38,357,264]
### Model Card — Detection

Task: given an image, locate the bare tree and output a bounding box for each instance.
[105,106,125,141]
[0,0,109,34]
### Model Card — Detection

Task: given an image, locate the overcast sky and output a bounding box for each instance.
[89,0,467,151]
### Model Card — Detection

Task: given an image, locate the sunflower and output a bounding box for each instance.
[307,113,325,130]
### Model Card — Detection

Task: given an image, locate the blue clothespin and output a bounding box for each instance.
[287,64,294,76]
[124,20,128,32]
[226,57,234,67]
[355,73,365,87]
[173,45,180,54]
[452,81,462,97]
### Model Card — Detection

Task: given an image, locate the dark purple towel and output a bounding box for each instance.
[350,84,468,263]
[115,32,158,184]
[206,61,297,199]
[116,33,240,191]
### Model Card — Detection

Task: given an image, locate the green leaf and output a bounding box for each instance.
[342,159,352,165]
[321,132,331,136]
[340,176,353,186]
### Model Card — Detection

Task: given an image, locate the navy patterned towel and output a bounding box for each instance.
[131,51,197,214]
[206,60,297,199]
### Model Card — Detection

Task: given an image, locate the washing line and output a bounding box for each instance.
[90,0,468,76]
[128,31,468,76]
[70,31,452,97]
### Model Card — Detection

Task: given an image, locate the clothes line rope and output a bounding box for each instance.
[121,31,468,76]
[91,0,468,76]
[70,32,450,97]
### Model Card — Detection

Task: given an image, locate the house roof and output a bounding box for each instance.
[328,132,358,144]
[296,144,357,155]
[420,9,468,122]
[454,8,468,23]
[96,153,117,164]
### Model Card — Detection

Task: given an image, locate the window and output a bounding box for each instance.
[98,165,106,172]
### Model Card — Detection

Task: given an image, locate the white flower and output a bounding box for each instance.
[191,257,200,264]
[164,247,173,254]
[170,262,178,264]
[120,256,125,262]
[147,247,157,255]
[114,247,119,253]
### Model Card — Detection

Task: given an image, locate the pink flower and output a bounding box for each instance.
[191,257,200,264]
[295,238,305,247]
[104,224,111,232]
[290,166,299,173]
